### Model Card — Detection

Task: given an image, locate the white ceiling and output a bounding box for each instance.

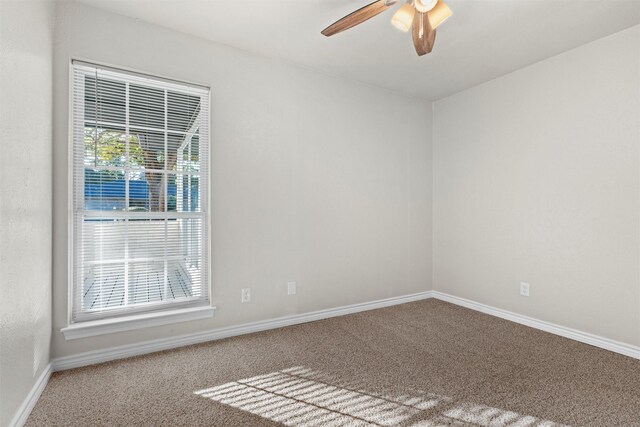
[75,0,640,100]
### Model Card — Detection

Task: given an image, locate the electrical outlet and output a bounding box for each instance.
[520,282,530,297]
[241,288,251,303]
[287,281,297,295]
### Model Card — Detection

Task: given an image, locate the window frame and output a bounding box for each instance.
[64,59,214,337]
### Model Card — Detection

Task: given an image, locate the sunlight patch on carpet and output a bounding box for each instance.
[195,366,568,427]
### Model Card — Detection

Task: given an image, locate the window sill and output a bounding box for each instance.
[61,306,216,340]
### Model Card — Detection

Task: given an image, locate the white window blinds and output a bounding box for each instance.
[71,61,210,322]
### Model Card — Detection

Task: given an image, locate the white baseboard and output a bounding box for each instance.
[432,291,640,360]
[51,289,640,371]
[8,363,52,427]
[52,291,433,371]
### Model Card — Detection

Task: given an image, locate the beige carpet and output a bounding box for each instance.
[28,300,640,426]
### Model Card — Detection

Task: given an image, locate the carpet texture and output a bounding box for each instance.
[28,300,640,426]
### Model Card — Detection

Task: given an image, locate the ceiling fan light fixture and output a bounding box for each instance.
[427,0,452,29]
[391,3,415,32]
[414,0,437,13]
[321,0,453,57]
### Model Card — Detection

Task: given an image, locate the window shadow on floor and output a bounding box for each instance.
[195,366,568,427]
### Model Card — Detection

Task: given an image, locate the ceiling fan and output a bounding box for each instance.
[321,0,452,56]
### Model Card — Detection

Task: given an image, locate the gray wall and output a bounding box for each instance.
[433,26,640,346]
[51,2,433,359]
[0,1,54,425]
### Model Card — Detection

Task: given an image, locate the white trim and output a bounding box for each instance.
[66,58,76,327]
[431,291,640,360]
[61,306,216,340]
[52,291,433,371]
[8,363,52,427]
[51,289,639,371]
[204,88,213,324]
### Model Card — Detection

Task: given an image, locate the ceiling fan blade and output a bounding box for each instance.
[321,0,392,37]
[412,11,436,56]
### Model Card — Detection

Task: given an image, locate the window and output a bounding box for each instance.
[71,61,210,323]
